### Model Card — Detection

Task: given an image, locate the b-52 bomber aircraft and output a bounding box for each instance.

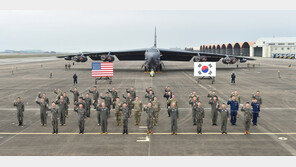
[57,28,255,73]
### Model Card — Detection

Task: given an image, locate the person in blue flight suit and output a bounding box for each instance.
[227,96,239,125]
[73,72,78,85]
[251,98,260,126]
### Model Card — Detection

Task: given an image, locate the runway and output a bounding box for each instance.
[0,57,295,155]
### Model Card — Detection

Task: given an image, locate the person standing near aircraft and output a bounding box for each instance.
[251,98,260,126]
[195,101,205,134]
[207,90,218,100]
[189,96,198,126]
[231,72,236,84]
[35,97,48,126]
[240,102,253,135]
[108,87,118,109]
[89,86,99,109]
[75,104,87,134]
[144,102,155,134]
[252,91,262,117]
[63,92,70,118]
[73,72,78,85]
[126,87,136,100]
[218,103,230,134]
[54,88,63,100]
[121,103,130,134]
[167,102,179,135]
[132,96,143,126]
[13,97,25,126]
[209,96,219,126]
[122,92,134,117]
[55,96,67,126]
[70,87,80,104]
[114,97,122,126]
[152,97,161,126]
[227,96,239,126]
[37,92,49,104]
[97,102,109,134]
[49,102,59,134]
[145,90,155,102]
[100,92,112,117]
[84,93,92,118]
[96,99,102,126]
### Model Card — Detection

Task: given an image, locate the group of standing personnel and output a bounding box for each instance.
[188,90,262,135]
[13,86,263,135]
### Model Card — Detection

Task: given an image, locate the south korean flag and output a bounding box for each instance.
[194,62,216,77]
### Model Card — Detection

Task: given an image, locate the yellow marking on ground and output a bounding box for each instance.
[0,132,296,135]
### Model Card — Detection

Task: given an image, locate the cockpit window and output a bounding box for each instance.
[148,49,159,53]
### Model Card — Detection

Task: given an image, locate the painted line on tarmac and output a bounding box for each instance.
[0,132,296,135]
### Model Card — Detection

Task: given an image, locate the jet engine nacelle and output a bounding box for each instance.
[79,56,88,62]
[101,54,115,62]
[73,55,88,62]
[240,58,247,63]
[106,55,115,62]
[193,55,207,62]
[222,56,237,64]
[65,56,72,60]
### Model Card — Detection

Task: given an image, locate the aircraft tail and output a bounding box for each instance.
[154,27,157,47]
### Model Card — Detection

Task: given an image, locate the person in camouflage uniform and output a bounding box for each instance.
[240,102,253,135]
[95,99,102,126]
[54,88,63,100]
[144,103,155,134]
[132,96,142,126]
[113,97,122,126]
[194,102,205,134]
[152,97,161,126]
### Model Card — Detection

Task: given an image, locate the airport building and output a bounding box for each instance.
[200,37,296,58]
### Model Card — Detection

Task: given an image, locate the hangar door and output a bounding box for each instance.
[254,47,262,57]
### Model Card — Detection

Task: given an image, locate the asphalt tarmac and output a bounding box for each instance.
[0,57,295,156]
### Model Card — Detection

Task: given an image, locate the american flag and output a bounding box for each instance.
[92,62,113,77]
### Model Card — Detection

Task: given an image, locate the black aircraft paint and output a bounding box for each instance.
[57,28,255,73]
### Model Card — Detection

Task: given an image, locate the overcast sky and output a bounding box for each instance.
[0,10,296,52]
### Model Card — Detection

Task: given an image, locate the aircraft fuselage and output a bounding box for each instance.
[144,47,161,71]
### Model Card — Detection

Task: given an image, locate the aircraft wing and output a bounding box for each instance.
[158,48,255,61]
[57,49,147,61]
